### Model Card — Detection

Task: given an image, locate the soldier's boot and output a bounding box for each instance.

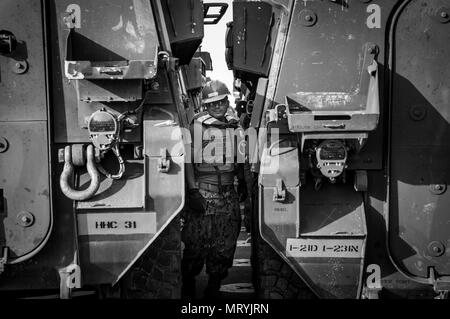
[182,276,196,299]
[204,275,222,299]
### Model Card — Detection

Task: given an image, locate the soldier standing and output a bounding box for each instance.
[181,80,247,299]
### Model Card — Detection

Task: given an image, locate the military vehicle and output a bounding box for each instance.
[226,0,450,299]
[0,0,227,298]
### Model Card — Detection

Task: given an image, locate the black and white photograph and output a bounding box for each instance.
[0,0,449,314]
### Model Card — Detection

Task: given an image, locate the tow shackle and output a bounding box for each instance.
[60,144,100,201]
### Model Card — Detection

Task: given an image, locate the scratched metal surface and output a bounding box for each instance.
[0,0,52,261]
[0,123,51,259]
[50,0,158,143]
[0,0,47,122]
[274,0,391,107]
[271,0,398,171]
[389,0,450,279]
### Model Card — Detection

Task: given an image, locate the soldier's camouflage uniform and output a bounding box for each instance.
[181,188,241,279]
[181,110,243,281]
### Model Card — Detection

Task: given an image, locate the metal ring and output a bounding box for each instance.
[60,145,100,201]
[97,145,126,180]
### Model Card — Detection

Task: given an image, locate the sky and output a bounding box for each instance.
[202,0,235,105]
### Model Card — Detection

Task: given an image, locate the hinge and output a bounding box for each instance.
[429,267,450,298]
[168,57,179,73]
[273,178,286,202]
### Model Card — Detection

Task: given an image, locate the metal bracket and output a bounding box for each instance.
[158,148,171,173]
[0,30,17,55]
[0,247,8,275]
[204,3,229,25]
[266,104,288,124]
[429,267,450,298]
[265,109,278,123]
[168,57,179,73]
[273,179,286,202]
[354,170,368,192]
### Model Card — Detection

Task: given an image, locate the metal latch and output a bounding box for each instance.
[429,267,450,299]
[158,148,171,173]
[354,170,368,192]
[266,109,278,123]
[0,247,8,275]
[0,30,17,55]
[273,178,286,202]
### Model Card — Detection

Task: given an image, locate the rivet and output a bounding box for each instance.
[429,183,447,195]
[17,211,35,228]
[409,105,427,121]
[428,241,445,257]
[12,60,28,74]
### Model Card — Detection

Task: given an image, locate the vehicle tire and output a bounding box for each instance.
[99,217,182,299]
[251,186,316,299]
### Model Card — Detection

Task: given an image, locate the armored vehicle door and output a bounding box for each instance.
[388,0,450,291]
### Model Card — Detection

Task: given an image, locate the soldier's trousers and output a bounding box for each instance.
[181,188,241,280]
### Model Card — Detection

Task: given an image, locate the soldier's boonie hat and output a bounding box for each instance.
[202,80,231,104]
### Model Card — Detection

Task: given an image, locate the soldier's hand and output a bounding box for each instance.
[187,188,206,213]
[237,180,248,203]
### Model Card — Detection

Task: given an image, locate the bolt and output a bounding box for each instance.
[428,241,446,257]
[430,183,447,195]
[441,11,449,19]
[12,60,28,74]
[17,211,34,227]
[410,106,427,121]
[305,15,313,22]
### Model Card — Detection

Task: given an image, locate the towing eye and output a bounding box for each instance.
[60,144,100,201]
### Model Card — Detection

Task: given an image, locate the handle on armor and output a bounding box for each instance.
[60,144,100,201]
